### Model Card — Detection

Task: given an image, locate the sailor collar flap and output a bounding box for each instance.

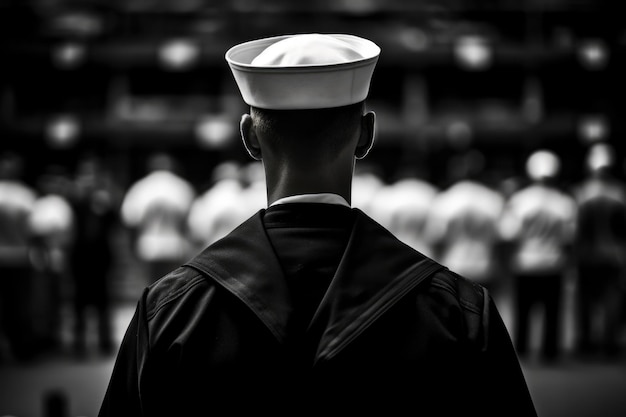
[184,208,444,359]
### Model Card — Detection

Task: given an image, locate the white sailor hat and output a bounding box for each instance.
[526,149,561,180]
[225,33,380,110]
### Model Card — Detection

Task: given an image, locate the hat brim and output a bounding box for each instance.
[225,34,380,110]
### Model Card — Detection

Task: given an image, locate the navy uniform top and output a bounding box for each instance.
[99,194,537,416]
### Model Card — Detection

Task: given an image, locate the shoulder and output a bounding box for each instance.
[428,267,488,347]
[143,266,214,320]
[430,268,485,315]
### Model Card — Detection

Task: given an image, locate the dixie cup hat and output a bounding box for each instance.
[225,33,381,110]
[526,149,561,180]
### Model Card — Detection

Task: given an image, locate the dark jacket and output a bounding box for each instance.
[99,205,537,416]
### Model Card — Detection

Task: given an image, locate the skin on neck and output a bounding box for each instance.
[263,152,356,205]
[240,110,375,206]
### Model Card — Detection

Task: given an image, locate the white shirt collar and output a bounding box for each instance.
[269,193,350,208]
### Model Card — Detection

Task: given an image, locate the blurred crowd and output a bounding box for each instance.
[1,140,625,365]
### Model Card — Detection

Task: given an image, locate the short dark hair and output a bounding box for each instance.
[250,102,365,165]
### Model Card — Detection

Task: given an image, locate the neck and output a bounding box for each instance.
[264,161,354,206]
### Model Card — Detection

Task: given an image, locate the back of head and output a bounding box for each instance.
[227,33,378,165]
[0,152,24,180]
[211,160,242,184]
[147,152,175,173]
[585,142,615,175]
[525,149,560,182]
[226,33,380,198]
[250,102,365,166]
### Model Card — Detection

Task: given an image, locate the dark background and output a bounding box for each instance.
[1,1,625,416]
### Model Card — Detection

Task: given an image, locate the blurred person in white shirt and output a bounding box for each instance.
[187,160,247,251]
[0,152,38,361]
[500,149,577,361]
[369,169,439,257]
[426,149,506,294]
[120,152,196,284]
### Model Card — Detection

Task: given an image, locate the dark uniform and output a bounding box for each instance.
[575,178,626,355]
[99,203,536,416]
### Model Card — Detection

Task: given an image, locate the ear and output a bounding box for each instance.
[240,114,262,161]
[355,111,376,160]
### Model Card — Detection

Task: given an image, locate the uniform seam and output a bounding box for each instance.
[431,273,482,315]
[146,273,207,320]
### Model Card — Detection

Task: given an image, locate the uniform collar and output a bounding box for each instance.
[185,208,441,361]
[270,193,350,208]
